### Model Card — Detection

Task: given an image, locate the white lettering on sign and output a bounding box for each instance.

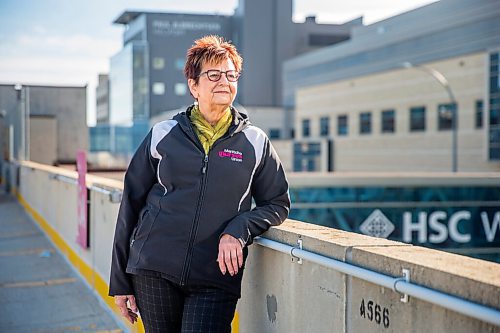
[481,212,500,242]
[403,210,472,244]
[370,209,499,244]
[403,212,427,243]
[449,211,471,243]
[152,20,221,36]
[428,211,447,243]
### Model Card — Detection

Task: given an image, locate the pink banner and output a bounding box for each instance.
[76,150,88,248]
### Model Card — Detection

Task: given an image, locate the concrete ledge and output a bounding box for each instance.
[347,245,499,332]
[22,160,124,190]
[238,219,500,333]
[350,245,500,308]
[266,219,411,260]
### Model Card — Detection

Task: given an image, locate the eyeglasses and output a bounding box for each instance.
[198,69,241,82]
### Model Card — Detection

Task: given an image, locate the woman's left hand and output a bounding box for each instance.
[217,234,243,276]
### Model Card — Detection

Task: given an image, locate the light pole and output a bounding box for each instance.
[14,84,25,161]
[13,84,30,161]
[402,62,458,172]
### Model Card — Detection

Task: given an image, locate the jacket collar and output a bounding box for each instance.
[174,104,251,138]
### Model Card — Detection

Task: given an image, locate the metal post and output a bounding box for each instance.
[402,62,458,172]
[9,125,14,161]
[25,86,30,161]
[451,102,457,172]
[14,84,24,161]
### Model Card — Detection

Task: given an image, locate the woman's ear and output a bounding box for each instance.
[188,78,198,99]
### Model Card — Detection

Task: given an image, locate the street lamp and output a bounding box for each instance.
[402,62,458,172]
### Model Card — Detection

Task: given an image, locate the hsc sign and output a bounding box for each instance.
[360,209,500,245]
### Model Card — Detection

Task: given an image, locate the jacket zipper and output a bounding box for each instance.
[179,153,209,286]
[130,208,149,247]
[177,113,241,285]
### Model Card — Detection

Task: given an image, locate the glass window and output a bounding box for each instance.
[109,44,134,126]
[89,126,111,152]
[132,43,148,120]
[476,100,483,129]
[410,106,426,132]
[269,128,281,139]
[337,115,348,136]
[133,54,144,69]
[153,57,165,70]
[138,78,148,95]
[152,82,165,95]
[381,109,395,133]
[293,142,321,171]
[175,58,185,71]
[174,83,187,96]
[320,116,329,137]
[491,98,499,125]
[438,103,456,131]
[286,185,500,261]
[490,52,499,93]
[489,51,500,160]
[359,112,371,134]
[302,119,310,137]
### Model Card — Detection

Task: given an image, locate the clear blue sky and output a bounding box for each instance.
[0,0,438,125]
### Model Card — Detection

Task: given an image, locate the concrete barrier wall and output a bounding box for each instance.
[11,161,500,333]
[13,161,136,332]
[238,223,500,333]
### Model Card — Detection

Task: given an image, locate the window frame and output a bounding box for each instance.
[302,119,310,138]
[475,100,483,129]
[410,106,426,132]
[437,103,456,131]
[359,112,372,135]
[337,115,348,136]
[381,109,395,133]
[152,82,165,95]
[320,116,330,137]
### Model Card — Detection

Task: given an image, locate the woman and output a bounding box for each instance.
[109,35,290,332]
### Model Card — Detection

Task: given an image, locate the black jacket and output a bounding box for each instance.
[109,106,290,297]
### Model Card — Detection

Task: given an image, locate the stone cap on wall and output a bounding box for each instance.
[265,219,500,309]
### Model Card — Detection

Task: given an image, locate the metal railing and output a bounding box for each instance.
[48,173,78,185]
[254,237,500,327]
[48,173,122,203]
[88,185,122,203]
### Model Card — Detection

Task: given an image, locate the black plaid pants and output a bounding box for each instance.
[132,274,238,333]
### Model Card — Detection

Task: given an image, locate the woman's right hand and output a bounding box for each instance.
[114,295,139,324]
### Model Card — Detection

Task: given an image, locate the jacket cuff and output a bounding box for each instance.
[220,231,247,248]
[237,237,245,248]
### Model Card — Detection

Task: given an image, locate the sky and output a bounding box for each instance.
[0,0,438,126]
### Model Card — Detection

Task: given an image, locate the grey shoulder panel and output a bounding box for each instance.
[151,120,178,159]
[237,126,268,211]
[242,125,267,168]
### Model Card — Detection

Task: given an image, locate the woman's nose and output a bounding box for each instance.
[219,73,230,83]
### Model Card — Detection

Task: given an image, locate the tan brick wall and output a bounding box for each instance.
[295,52,500,172]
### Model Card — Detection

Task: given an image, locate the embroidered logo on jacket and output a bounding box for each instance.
[218,149,243,162]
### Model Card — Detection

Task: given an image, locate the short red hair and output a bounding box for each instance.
[184,35,243,83]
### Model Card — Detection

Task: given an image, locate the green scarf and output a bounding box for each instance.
[189,105,233,154]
